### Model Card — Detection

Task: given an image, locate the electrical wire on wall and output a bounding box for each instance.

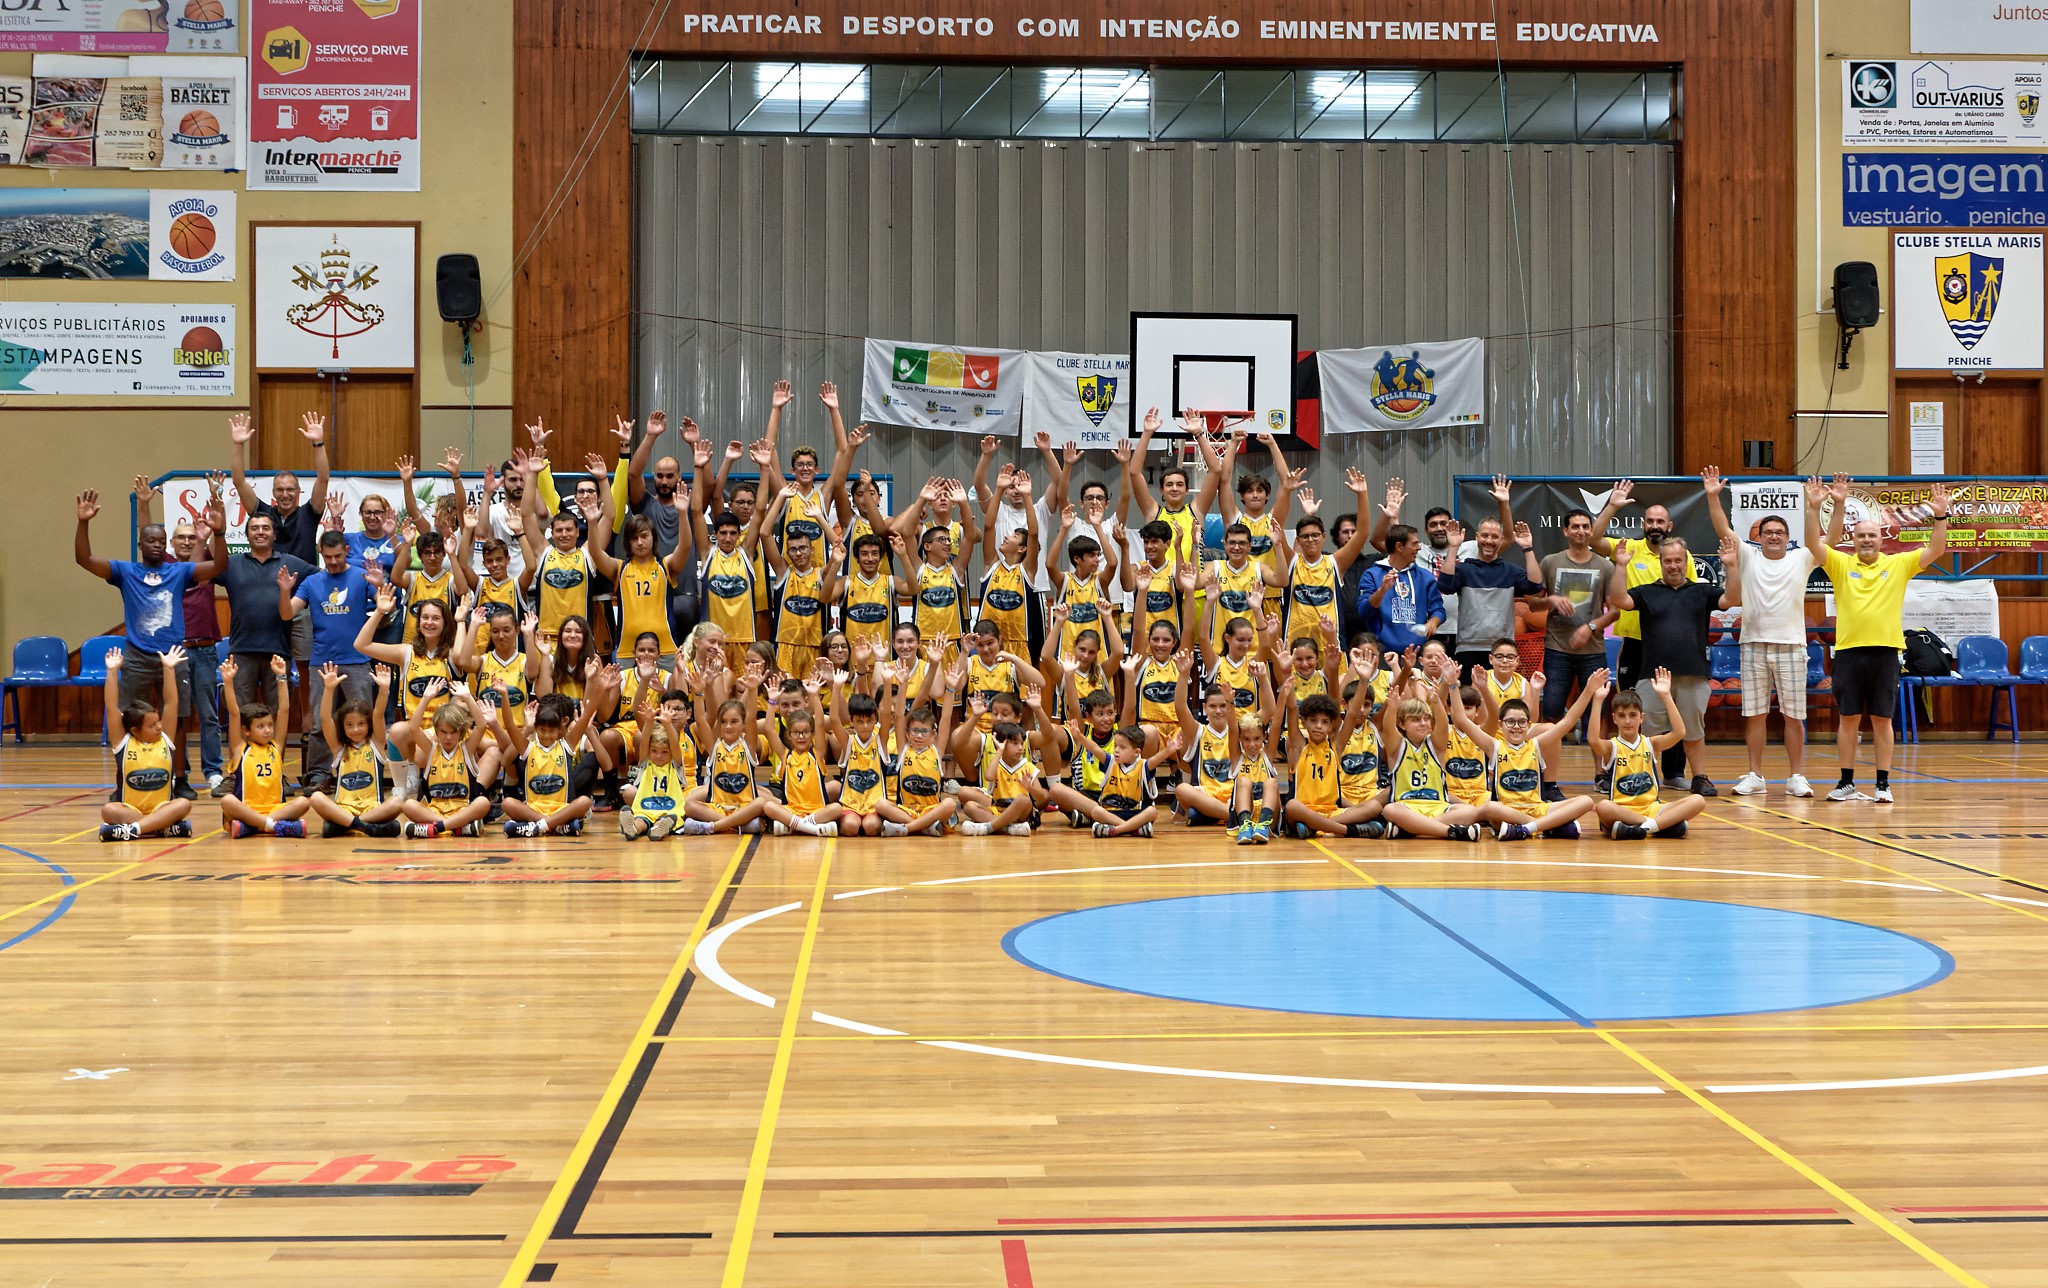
[1490,0,1540,455]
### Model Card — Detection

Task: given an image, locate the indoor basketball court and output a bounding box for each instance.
[5,744,2048,1287]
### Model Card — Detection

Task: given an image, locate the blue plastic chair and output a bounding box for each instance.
[2021,636,2048,685]
[1604,635,1621,680]
[1806,641,1828,687]
[1955,635,2021,743]
[2,636,70,743]
[1707,643,1741,708]
[71,635,125,746]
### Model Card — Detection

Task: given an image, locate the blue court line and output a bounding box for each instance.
[1370,885,1596,1027]
[0,845,78,954]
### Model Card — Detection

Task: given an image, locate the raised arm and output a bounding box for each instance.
[353,584,413,665]
[1590,478,1633,559]
[1369,476,1404,553]
[1717,534,1743,610]
[1919,481,1952,570]
[1127,408,1162,521]
[102,647,127,737]
[299,412,331,518]
[227,412,264,517]
[761,381,793,481]
[73,490,112,580]
[1333,469,1374,572]
[1701,466,1735,545]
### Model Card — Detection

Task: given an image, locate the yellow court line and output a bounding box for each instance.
[1594,1029,1984,1288]
[1748,802,2048,892]
[648,1019,2048,1044]
[498,836,751,1288]
[51,825,103,844]
[1307,838,1377,885]
[1714,807,2048,926]
[723,840,834,1288]
[0,828,222,926]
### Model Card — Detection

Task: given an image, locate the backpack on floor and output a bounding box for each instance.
[1902,629,1955,677]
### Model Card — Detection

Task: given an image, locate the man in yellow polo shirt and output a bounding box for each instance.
[1592,478,1701,787]
[1807,474,1950,805]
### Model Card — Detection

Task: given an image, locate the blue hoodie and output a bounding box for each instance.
[1357,559,1445,655]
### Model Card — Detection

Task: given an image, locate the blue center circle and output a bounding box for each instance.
[1002,888,1954,1022]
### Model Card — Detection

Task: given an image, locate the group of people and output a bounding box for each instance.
[76,387,1952,844]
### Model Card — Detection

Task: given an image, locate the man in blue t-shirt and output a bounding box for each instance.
[281,530,376,792]
[74,487,228,801]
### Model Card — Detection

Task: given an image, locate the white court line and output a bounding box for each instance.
[918,1039,1663,1096]
[812,1011,905,1036]
[1845,878,1940,891]
[692,902,801,1009]
[1984,893,2048,911]
[833,886,902,901]
[1713,1063,2048,1094]
[913,859,1325,888]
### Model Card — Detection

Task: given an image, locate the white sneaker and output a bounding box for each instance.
[1732,772,1766,797]
[959,820,993,836]
[881,821,908,837]
[684,819,715,835]
[1005,822,1033,837]
[1786,774,1813,798]
[816,821,838,837]
[1874,785,1894,804]
[772,820,790,836]
[205,772,223,792]
[1825,783,1864,802]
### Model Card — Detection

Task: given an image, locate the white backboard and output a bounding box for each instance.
[1131,312,1298,436]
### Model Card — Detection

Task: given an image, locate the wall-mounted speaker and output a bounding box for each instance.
[1833,261,1880,329]
[436,253,481,323]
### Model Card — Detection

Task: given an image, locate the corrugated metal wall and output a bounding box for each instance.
[633,136,1671,517]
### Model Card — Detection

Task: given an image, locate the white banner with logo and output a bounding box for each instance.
[860,336,1027,435]
[1824,577,2000,642]
[1914,1,2048,55]
[1022,351,1132,449]
[161,473,475,553]
[1843,59,2048,146]
[0,301,233,396]
[1893,231,2045,372]
[147,188,235,280]
[252,223,416,368]
[1316,337,1486,433]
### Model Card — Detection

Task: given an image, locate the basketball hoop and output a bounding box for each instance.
[1198,410,1255,435]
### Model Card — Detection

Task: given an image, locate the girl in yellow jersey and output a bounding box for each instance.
[603,632,672,773]
[1228,711,1282,844]
[1280,655,1387,839]
[888,698,961,836]
[307,662,405,838]
[455,606,544,739]
[839,534,896,658]
[356,589,457,795]
[1039,607,1119,723]
[1443,673,1603,840]
[1591,669,1707,839]
[764,705,840,837]
[1121,620,1186,758]
[218,654,312,839]
[541,615,600,711]
[1442,685,1494,808]
[588,509,692,661]
[1172,678,1243,826]
[1210,618,1262,714]
[497,690,609,837]
[98,645,194,841]
[681,666,796,835]
[398,684,503,838]
[620,716,689,840]
[962,620,1041,733]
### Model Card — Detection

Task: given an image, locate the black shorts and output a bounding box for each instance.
[1833,646,1900,719]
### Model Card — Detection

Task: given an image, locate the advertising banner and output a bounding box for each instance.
[143,55,243,169]
[0,189,234,280]
[1317,337,1486,433]
[253,224,416,368]
[1842,152,2048,228]
[248,0,421,191]
[1892,231,2045,372]
[0,75,26,164]
[861,336,1027,435]
[24,65,162,166]
[0,0,238,55]
[0,301,234,396]
[147,188,235,280]
[1913,0,2048,56]
[1843,59,2048,147]
[1022,351,1132,449]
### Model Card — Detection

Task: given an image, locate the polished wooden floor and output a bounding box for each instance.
[4,743,2048,1287]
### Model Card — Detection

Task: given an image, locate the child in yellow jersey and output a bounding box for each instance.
[1441,685,1494,808]
[961,618,1045,734]
[761,485,840,679]
[1377,663,1525,842]
[464,534,524,652]
[895,524,970,667]
[1210,617,1263,714]
[455,606,544,741]
[497,690,611,837]
[1229,711,1282,844]
[1591,669,1707,840]
[1172,677,1242,826]
[1047,722,1178,838]
[307,662,405,838]
[219,654,313,838]
[1281,654,1387,840]
[690,492,772,670]
[401,529,460,647]
[948,688,1029,807]
[977,514,1038,659]
[356,587,457,797]
[1044,686,1119,815]
[620,718,689,840]
[1276,631,1336,714]
[602,631,672,775]
[1479,640,1530,735]
[398,683,503,838]
[839,533,896,658]
[519,504,597,643]
[1201,523,1284,662]
[828,685,895,836]
[98,645,195,841]
[764,706,840,837]
[960,721,1046,837]
[1444,669,1604,840]
[1120,620,1187,762]
[887,697,961,836]
[681,662,795,836]
[1048,514,1113,658]
[586,498,691,662]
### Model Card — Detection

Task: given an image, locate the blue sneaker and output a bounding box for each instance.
[1551,820,1581,840]
[1252,818,1271,844]
[1292,821,1313,840]
[1234,817,1254,845]
[271,819,305,838]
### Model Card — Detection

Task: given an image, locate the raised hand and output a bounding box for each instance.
[847,423,871,451]
[277,564,296,592]
[1930,480,1951,514]
[375,584,397,614]
[132,474,158,508]
[76,489,100,523]
[612,414,635,448]
[1283,466,1308,493]
[748,438,774,467]
[101,649,123,675]
[723,440,745,464]
[442,445,466,475]
[1700,465,1724,496]
[160,644,187,673]
[771,381,793,409]
[320,660,341,688]
[271,654,290,678]
[1651,666,1673,696]
[1111,438,1133,466]
[228,411,254,444]
[521,610,540,637]
[1514,521,1535,549]
[1609,478,1635,507]
[298,411,326,445]
[1381,477,1406,520]
[1829,472,1852,503]
[1804,475,1828,505]
[647,410,668,441]
[215,655,233,682]
[1143,406,1162,437]
[1490,473,1512,503]
[979,434,1000,458]
[1444,521,1466,550]
[1061,440,1081,468]
[1297,488,1321,517]
[692,438,714,470]
[1180,408,1205,435]
[373,662,393,687]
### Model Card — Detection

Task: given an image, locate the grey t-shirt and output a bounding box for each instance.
[631,491,684,560]
[1540,550,1614,654]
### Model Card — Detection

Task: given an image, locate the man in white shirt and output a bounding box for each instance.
[1704,468,1816,798]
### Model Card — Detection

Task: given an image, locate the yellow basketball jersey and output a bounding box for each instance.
[840,571,893,653]
[616,558,677,656]
[475,648,530,732]
[237,741,284,812]
[776,486,828,552]
[780,749,826,814]
[1236,752,1275,791]
[1391,738,1446,803]
[535,546,590,639]
[1211,653,1259,711]
[474,575,521,648]
[404,566,454,646]
[1283,554,1339,644]
[915,562,967,643]
[114,734,174,815]
[1208,558,1265,656]
[630,759,685,820]
[1189,724,1235,801]
[1294,740,1339,812]
[1137,657,1180,728]
[403,646,454,722]
[523,737,576,813]
[1137,563,1180,630]
[1098,757,1149,813]
[844,513,893,582]
[1290,666,1329,701]
[839,734,886,813]
[776,566,825,647]
[424,744,476,816]
[980,559,1031,650]
[1069,725,1112,796]
[1058,571,1105,656]
[895,743,944,814]
[967,654,1018,713]
[986,753,1037,805]
[1486,672,1528,710]
[1340,721,1382,806]
[703,546,757,643]
[332,740,382,814]
[1495,738,1544,813]
[1609,735,1660,812]
[708,738,755,811]
[1444,728,1491,805]
[1241,510,1282,600]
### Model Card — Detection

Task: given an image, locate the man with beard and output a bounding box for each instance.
[1369,485,1468,651]
[1593,478,1702,788]
[279,531,377,794]
[1608,533,1742,801]
[610,409,699,636]
[1538,507,1618,739]
[1435,475,1541,679]
[229,411,332,729]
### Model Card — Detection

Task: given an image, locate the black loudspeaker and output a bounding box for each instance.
[1833,261,1881,328]
[436,253,481,323]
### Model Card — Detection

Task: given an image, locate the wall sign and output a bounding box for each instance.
[0,0,239,54]
[1844,59,2048,147]
[1843,152,2048,228]
[0,301,234,396]
[1892,230,2045,373]
[248,0,420,191]
[253,224,416,368]
[1913,0,2048,56]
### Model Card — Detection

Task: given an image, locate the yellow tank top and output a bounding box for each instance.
[915,562,967,642]
[1486,672,1528,711]
[404,567,454,645]
[424,744,475,816]
[1138,563,1180,629]
[840,734,886,813]
[1495,737,1544,812]
[1137,657,1180,727]
[1062,664,1109,721]
[1099,755,1149,812]
[1058,571,1106,656]
[535,546,590,638]
[1242,510,1281,595]
[967,654,1018,710]
[1158,502,1197,568]
[523,737,575,813]
[1189,724,1235,800]
[115,734,174,814]
[1283,554,1339,643]
[748,541,770,612]
[980,558,1031,647]
[475,648,530,732]
[472,575,522,651]
[895,743,944,814]
[630,759,685,820]
[616,667,671,726]
[986,753,1037,804]
[841,572,893,652]
[616,558,677,656]
[1294,739,1340,812]
[780,749,826,814]
[237,741,284,811]
[703,546,757,642]
[708,738,755,810]
[1236,752,1276,790]
[777,486,828,552]
[1069,725,1112,796]
[776,566,825,647]
[1211,653,1258,712]
[1290,666,1329,701]
[1391,738,1446,803]
[1609,735,1660,811]
[403,646,454,722]
[844,514,893,582]
[1340,721,1381,806]
[1208,558,1265,656]
[333,740,382,814]
[1444,728,1491,805]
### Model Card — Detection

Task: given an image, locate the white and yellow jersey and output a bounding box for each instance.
[1390,738,1446,803]
[1186,724,1235,801]
[114,733,174,815]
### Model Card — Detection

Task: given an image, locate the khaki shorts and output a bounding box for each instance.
[1637,674,1709,740]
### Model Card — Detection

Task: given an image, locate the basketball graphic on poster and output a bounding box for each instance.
[178,110,222,139]
[169,212,216,260]
[185,0,227,20]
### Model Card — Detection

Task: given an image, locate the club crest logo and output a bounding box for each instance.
[1936,251,2003,350]
[2022,92,2041,127]
[1076,374,1117,427]
[285,235,386,362]
[1369,349,1438,422]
